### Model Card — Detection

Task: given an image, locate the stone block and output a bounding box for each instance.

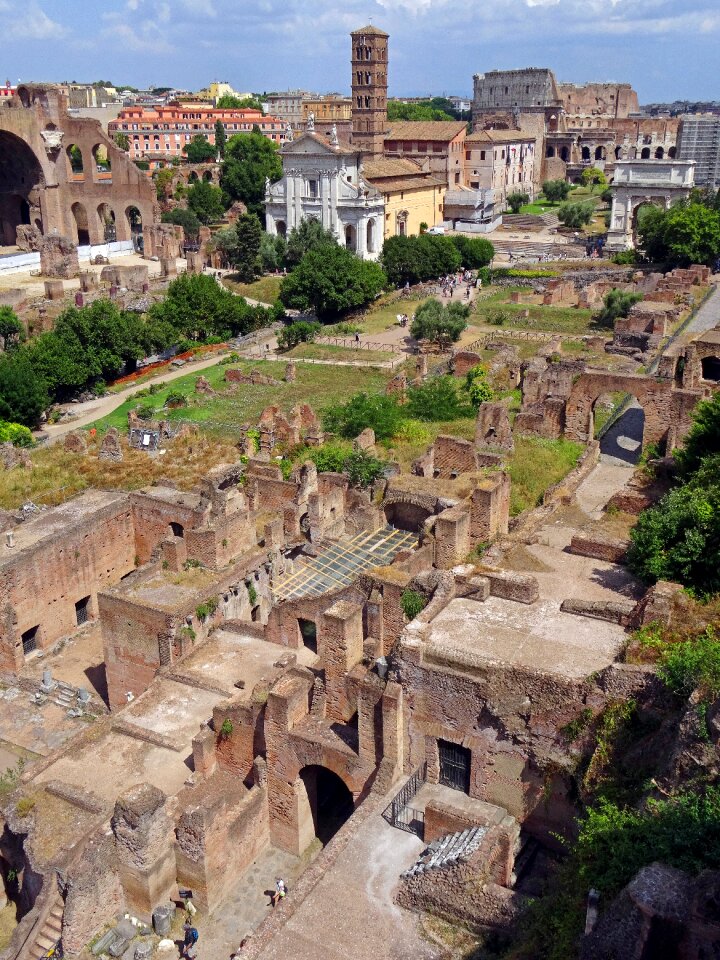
[44,279,64,300]
[485,570,539,604]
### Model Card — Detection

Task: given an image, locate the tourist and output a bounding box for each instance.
[181,922,199,959]
[271,877,286,907]
[355,332,361,344]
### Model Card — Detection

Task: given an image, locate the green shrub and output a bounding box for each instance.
[165,390,187,407]
[219,718,234,738]
[323,392,404,441]
[562,708,594,741]
[0,420,34,447]
[135,403,155,420]
[401,589,427,621]
[277,321,322,350]
[463,365,494,408]
[410,298,468,346]
[656,627,720,699]
[196,597,218,620]
[407,376,473,422]
[247,583,258,606]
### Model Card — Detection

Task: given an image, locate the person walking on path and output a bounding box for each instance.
[270,878,286,907]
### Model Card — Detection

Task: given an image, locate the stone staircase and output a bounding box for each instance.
[540,212,561,229]
[500,214,545,230]
[27,894,62,960]
[401,826,488,878]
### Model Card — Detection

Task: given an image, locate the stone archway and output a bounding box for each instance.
[605,159,695,252]
[345,224,356,251]
[0,131,45,247]
[71,201,90,245]
[298,765,355,845]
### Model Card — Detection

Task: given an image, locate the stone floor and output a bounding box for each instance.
[251,815,439,960]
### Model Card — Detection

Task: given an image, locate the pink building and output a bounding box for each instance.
[1,80,16,100]
[109,104,284,161]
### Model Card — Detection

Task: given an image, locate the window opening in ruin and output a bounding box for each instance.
[298,618,317,653]
[438,739,471,793]
[170,521,185,538]
[701,357,720,382]
[75,596,91,626]
[299,765,354,845]
[251,605,260,623]
[21,626,39,656]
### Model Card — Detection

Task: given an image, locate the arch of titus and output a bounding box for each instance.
[605,159,695,252]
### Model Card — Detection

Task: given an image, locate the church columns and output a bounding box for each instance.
[356,218,367,257]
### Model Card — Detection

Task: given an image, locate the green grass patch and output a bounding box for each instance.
[473,290,598,335]
[507,436,584,515]
[222,274,283,305]
[283,343,393,364]
[88,358,393,437]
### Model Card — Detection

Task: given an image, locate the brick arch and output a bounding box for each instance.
[383,490,438,533]
[564,371,675,451]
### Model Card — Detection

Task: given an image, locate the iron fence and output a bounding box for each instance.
[381,762,427,837]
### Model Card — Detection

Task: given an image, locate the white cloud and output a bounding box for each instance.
[6,1,67,39]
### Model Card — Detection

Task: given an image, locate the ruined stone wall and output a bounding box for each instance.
[265,582,369,649]
[100,592,175,710]
[432,436,479,479]
[0,497,135,671]
[62,834,125,955]
[130,493,208,565]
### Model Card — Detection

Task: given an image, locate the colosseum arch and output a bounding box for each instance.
[0,131,46,247]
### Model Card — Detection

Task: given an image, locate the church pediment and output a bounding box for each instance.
[282,133,353,157]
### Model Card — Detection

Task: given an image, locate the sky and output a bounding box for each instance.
[2,0,719,103]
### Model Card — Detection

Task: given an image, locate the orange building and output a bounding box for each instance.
[109,104,284,160]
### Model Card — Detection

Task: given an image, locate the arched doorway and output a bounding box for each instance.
[655,147,665,159]
[71,202,90,245]
[701,357,720,382]
[276,220,287,238]
[581,146,591,161]
[546,145,555,158]
[126,205,143,251]
[595,145,606,161]
[560,146,570,162]
[298,765,354,845]
[384,500,432,532]
[0,131,45,247]
[345,224,356,251]
[668,146,677,159]
[92,144,112,180]
[615,145,623,159]
[597,396,645,465]
[203,170,213,182]
[188,171,199,184]
[632,201,664,247]
[640,147,651,160]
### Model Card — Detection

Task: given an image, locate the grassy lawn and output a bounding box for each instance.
[222,274,283,305]
[354,296,425,336]
[518,200,560,216]
[88,359,393,436]
[507,436,584,515]
[472,289,598,335]
[283,343,394,364]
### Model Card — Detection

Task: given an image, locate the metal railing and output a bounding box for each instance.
[315,336,402,354]
[381,762,427,837]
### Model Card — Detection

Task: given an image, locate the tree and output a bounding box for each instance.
[161,208,201,240]
[506,192,530,214]
[386,101,455,121]
[407,376,473,421]
[216,94,262,110]
[0,307,24,350]
[285,218,337,268]
[154,167,175,201]
[381,234,462,287]
[580,167,607,192]
[410,299,468,346]
[542,179,572,203]
[449,234,494,269]
[277,321,321,350]
[259,232,287,272]
[323,392,404,441]
[638,202,720,268]
[230,213,263,281]
[221,132,282,217]
[183,135,216,164]
[214,119,226,159]
[279,245,386,320]
[463,365,494,408]
[558,200,595,229]
[596,288,643,328]
[114,132,130,151]
[186,180,226,224]
[0,352,48,427]
[148,273,271,341]
[675,392,720,477]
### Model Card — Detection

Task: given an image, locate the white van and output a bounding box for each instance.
[426,226,446,235]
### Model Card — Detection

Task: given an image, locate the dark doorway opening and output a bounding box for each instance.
[438,739,471,793]
[384,501,431,533]
[21,626,39,656]
[299,765,354,844]
[298,618,317,653]
[701,356,720,382]
[169,521,184,538]
[75,596,91,626]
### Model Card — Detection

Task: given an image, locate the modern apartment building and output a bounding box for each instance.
[677,115,720,187]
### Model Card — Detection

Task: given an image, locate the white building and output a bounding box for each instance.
[265,130,384,260]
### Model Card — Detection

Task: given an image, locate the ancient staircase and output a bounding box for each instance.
[27,893,63,960]
[401,826,488,878]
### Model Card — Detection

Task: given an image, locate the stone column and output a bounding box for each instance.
[330,172,339,236]
[356,218,367,258]
[320,172,330,231]
[319,601,364,723]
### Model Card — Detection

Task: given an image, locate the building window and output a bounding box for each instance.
[308,180,318,198]
[75,596,91,626]
[480,151,485,160]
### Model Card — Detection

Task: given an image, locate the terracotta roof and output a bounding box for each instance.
[361,157,425,179]
[351,24,389,36]
[386,121,467,142]
[371,176,444,193]
[466,130,536,144]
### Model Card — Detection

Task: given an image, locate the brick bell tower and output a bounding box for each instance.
[350,24,389,157]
